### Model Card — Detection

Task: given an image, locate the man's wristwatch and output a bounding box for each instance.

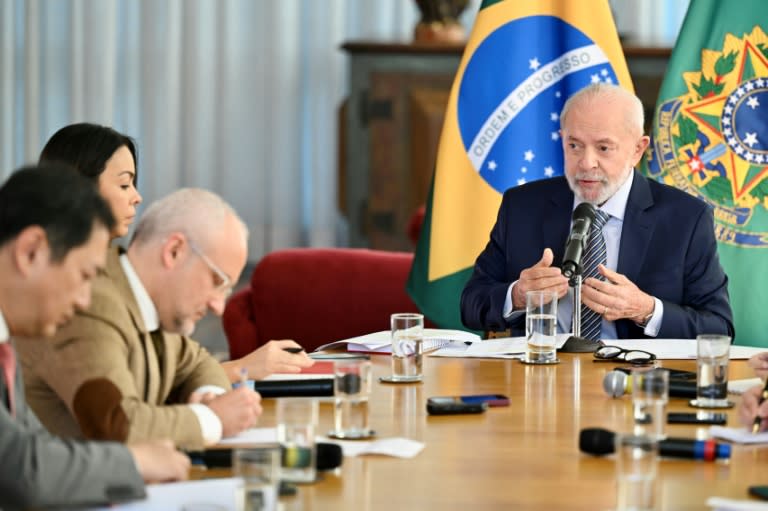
[635,302,655,328]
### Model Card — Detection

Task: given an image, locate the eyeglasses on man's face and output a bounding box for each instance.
[187,239,233,298]
[593,345,656,365]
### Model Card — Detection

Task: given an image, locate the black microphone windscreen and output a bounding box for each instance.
[316,442,343,470]
[572,202,596,222]
[578,428,616,456]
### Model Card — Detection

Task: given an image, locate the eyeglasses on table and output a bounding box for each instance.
[592,345,656,365]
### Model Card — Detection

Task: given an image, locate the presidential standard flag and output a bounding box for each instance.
[642,0,768,346]
[407,0,632,329]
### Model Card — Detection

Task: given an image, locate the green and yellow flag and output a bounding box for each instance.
[642,0,768,346]
[407,0,631,329]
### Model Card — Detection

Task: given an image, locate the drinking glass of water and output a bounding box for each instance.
[524,290,558,364]
[632,367,669,440]
[691,334,733,409]
[276,398,318,483]
[232,445,280,511]
[329,357,374,439]
[614,434,658,511]
[387,313,424,382]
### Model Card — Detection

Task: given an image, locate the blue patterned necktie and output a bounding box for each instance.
[580,210,610,341]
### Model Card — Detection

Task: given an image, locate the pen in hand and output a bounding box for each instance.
[752,378,768,434]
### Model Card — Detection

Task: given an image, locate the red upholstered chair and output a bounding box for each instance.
[222,248,427,358]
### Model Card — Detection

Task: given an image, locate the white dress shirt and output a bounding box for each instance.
[0,310,8,344]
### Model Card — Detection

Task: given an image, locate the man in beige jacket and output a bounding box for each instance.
[19,188,262,450]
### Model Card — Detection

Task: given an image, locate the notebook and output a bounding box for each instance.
[313,329,480,354]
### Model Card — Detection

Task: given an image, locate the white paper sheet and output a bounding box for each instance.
[589,339,763,360]
[88,477,241,510]
[707,497,768,510]
[710,426,768,444]
[431,337,763,360]
[217,427,278,446]
[218,429,424,459]
[729,378,763,395]
[431,334,569,359]
[316,436,425,458]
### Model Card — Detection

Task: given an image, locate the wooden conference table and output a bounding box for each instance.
[205,354,768,510]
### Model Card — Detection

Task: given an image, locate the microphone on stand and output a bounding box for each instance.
[602,370,698,399]
[579,427,731,461]
[559,202,601,353]
[561,202,596,282]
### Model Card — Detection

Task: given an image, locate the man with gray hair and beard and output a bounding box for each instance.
[461,83,733,340]
[19,188,262,450]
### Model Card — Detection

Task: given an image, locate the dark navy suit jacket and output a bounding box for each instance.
[460,173,734,339]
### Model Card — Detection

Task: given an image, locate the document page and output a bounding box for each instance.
[88,477,240,510]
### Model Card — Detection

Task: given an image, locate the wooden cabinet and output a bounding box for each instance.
[340,41,670,250]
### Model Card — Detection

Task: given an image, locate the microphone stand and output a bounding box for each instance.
[571,274,582,338]
[560,272,603,353]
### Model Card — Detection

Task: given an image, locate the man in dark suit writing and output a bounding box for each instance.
[0,165,189,510]
[461,83,733,340]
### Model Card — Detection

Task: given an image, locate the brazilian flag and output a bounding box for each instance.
[642,0,768,346]
[407,0,632,329]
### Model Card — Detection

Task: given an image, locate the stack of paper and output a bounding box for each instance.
[313,329,480,354]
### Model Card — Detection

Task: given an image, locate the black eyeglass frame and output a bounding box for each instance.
[592,345,657,365]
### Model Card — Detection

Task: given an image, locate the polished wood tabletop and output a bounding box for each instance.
[210,354,768,510]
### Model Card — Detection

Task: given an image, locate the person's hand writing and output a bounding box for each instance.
[128,439,190,483]
[581,265,654,322]
[512,248,569,309]
[236,340,314,380]
[748,352,768,380]
[738,384,768,432]
[206,387,262,437]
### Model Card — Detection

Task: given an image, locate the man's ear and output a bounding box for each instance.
[161,232,186,269]
[632,135,651,165]
[13,226,50,276]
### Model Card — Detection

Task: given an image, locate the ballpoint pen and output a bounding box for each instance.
[752,378,768,433]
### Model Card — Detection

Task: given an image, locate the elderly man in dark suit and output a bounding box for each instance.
[0,165,189,510]
[461,83,733,340]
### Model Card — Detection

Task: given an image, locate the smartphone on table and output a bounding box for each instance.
[666,412,727,425]
[426,394,509,415]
